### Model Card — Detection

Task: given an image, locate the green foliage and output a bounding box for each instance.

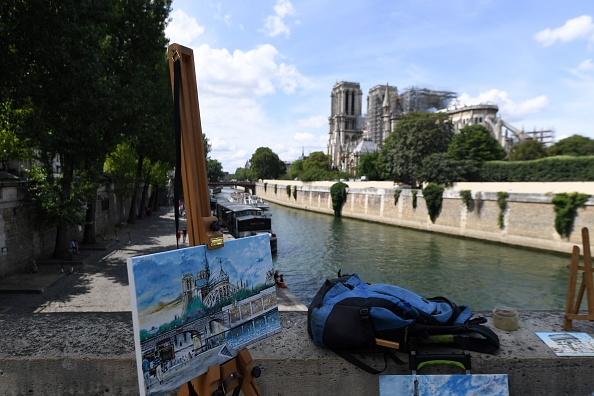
[300,168,333,182]
[479,156,594,182]
[412,189,418,209]
[551,193,590,238]
[233,167,250,181]
[292,185,297,200]
[423,184,445,222]
[357,152,381,180]
[0,99,33,163]
[547,135,594,157]
[379,112,453,184]
[26,165,92,226]
[206,159,224,182]
[286,185,291,197]
[496,192,508,229]
[416,153,479,186]
[394,190,401,205]
[289,159,304,180]
[448,124,505,162]
[330,182,349,217]
[459,190,472,210]
[105,141,138,223]
[304,151,331,171]
[250,147,286,180]
[508,140,547,161]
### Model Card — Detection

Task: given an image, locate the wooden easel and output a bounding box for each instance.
[177,350,262,396]
[168,43,263,395]
[564,227,594,330]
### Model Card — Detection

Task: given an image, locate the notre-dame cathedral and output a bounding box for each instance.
[327,81,554,174]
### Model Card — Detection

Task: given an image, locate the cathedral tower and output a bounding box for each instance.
[328,82,364,170]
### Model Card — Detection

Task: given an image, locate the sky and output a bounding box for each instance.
[164,0,594,173]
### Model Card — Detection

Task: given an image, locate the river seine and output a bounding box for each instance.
[219,188,571,311]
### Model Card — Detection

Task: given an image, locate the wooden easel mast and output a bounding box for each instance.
[168,43,262,396]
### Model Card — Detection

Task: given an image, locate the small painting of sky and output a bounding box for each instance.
[380,374,509,396]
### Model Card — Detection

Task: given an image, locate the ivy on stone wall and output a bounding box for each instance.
[423,184,444,222]
[264,182,268,192]
[496,191,508,229]
[394,190,401,206]
[412,189,418,209]
[274,184,277,194]
[293,185,297,200]
[552,192,590,238]
[286,185,291,197]
[459,190,472,210]
[330,182,348,217]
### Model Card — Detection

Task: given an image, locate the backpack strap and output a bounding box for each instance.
[331,348,405,375]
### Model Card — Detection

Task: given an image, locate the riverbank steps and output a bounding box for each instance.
[1,310,593,395]
[258,181,594,254]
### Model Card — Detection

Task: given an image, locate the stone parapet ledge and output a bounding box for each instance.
[1,311,594,395]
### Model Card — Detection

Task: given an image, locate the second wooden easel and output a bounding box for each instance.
[564,227,594,330]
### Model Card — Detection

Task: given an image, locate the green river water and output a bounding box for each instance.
[264,200,571,311]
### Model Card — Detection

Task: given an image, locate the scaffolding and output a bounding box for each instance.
[400,86,457,113]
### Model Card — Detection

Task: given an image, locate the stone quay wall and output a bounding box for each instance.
[258,181,594,255]
[0,184,126,277]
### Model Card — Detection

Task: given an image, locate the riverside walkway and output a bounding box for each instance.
[0,207,593,395]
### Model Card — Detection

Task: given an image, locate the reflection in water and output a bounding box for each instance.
[267,202,570,311]
[216,189,570,310]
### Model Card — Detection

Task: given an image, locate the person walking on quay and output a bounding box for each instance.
[153,351,163,385]
[182,229,187,243]
[142,356,151,389]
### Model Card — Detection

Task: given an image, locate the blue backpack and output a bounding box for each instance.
[307,273,499,373]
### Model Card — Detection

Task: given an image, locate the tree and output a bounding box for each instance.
[379,112,453,185]
[357,152,381,180]
[249,147,285,180]
[233,167,250,181]
[415,153,479,186]
[547,135,594,157]
[8,0,119,257]
[303,151,331,171]
[508,139,547,161]
[448,125,505,162]
[206,159,224,182]
[104,142,138,226]
[289,159,304,180]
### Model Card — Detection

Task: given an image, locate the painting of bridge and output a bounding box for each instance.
[127,233,280,396]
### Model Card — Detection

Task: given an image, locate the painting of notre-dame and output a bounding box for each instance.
[127,233,280,396]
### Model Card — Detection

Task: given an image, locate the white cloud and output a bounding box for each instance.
[298,116,327,128]
[194,44,308,98]
[262,0,296,37]
[570,58,594,81]
[577,58,594,71]
[456,89,549,120]
[165,9,205,44]
[534,15,594,46]
[274,0,296,18]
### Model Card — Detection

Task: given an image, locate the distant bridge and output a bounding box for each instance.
[209,181,257,194]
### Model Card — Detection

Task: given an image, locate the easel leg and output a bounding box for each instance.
[176,350,262,396]
[237,350,262,396]
[177,364,220,396]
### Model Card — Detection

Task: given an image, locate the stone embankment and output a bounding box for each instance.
[2,310,594,395]
[258,181,594,254]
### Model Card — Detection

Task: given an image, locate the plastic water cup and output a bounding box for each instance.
[492,306,519,331]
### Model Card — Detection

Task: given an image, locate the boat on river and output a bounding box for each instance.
[229,192,270,210]
[215,201,277,253]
